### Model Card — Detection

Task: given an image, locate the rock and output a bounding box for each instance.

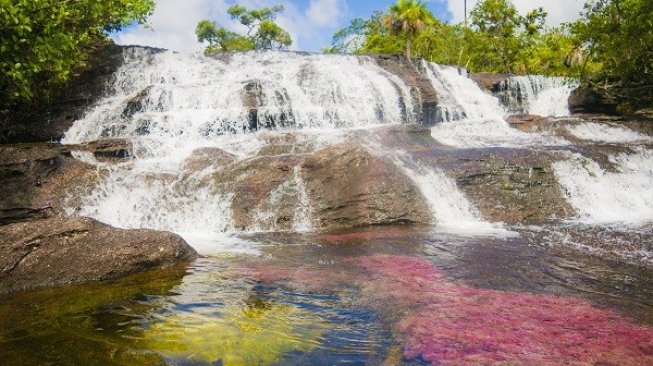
[420,147,575,224]
[471,73,511,93]
[0,143,97,225]
[373,54,440,125]
[214,155,304,231]
[0,217,197,294]
[301,143,431,231]
[185,147,236,171]
[506,114,552,133]
[568,87,618,115]
[0,43,140,143]
[73,138,133,162]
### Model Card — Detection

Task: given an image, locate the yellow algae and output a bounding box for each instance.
[143,297,327,365]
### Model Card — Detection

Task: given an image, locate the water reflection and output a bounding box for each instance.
[1,227,653,365]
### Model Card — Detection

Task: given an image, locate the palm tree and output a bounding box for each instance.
[383,0,435,60]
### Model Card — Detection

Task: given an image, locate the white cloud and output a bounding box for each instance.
[112,0,344,53]
[306,0,347,27]
[443,0,586,27]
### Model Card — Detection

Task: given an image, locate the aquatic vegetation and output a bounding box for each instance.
[358,255,653,365]
[142,297,327,365]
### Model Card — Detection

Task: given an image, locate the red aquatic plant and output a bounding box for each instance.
[245,254,653,365]
[358,255,653,366]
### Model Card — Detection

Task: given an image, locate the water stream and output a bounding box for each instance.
[4,49,653,365]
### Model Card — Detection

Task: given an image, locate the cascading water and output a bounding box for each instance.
[421,61,564,148]
[501,75,576,117]
[61,48,443,248]
[553,148,653,224]
[60,47,653,256]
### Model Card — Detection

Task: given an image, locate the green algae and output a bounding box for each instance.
[0,266,188,366]
[141,296,328,365]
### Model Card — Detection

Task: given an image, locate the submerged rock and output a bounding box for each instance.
[0,217,197,294]
[301,143,431,231]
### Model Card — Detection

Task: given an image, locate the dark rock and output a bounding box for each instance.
[73,138,133,162]
[372,54,440,125]
[301,143,431,231]
[0,217,197,294]
[0,143,96,225]
[446,148,575,224]
[568,87,618,115]
[471,73,511,93]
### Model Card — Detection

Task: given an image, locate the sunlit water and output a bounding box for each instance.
[7,49,652,365]
[2,228,653,365]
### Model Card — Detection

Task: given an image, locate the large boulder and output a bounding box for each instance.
[0,217,197,294]
[301,143,431,231]
[213,154,305,231]
[0,143,97,225]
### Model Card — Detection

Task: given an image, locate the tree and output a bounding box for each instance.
[571,0,653,108]
[0,0,155,106]
[383,0,435,59]
[196,4,292,55]
[469,0,522,73]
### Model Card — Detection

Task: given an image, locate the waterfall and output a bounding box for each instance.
[421,61,564,148]
[502,75,576,117]
[63,48,416,143]
[393,153,516,237]
[553,148,653,224]
[420,61,506,123]
[61,48,425,242]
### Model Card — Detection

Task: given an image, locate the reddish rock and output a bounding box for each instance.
[301,143,431,231]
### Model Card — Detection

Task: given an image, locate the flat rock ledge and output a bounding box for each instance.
[0,217,197,295]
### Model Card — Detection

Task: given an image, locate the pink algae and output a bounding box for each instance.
[359,255,653,366]
[247,255,653,365]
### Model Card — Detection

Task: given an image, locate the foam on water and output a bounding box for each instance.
[553,148,653,224]
[566,122,653,144]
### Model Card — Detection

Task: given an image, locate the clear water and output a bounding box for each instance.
[2,228,653,366]
[14,49,652,365]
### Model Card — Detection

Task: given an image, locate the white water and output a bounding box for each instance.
[422,61,565,148]
[64,49,510,252]
[553,148,653,224]
[393,153,516,237]
[504,75,576,117]
[61,48,653,255]
[567,122,653,144]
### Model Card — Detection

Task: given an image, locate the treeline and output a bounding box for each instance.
[0,0,155,109]
[326,0,652,110]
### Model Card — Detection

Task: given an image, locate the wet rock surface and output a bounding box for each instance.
[0,143,96,225]
[0,217,197,295]
[301,143,432,231]
[214,155,304,231]
[373,54,439,125]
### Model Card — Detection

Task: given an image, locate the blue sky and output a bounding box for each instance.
[113,0,585,53]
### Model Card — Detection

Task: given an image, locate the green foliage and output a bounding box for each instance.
[383,0,435,59]
[571,0,653,106]
[329,0,577,77]
[0,0,155,106]
[197,4,291,55]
